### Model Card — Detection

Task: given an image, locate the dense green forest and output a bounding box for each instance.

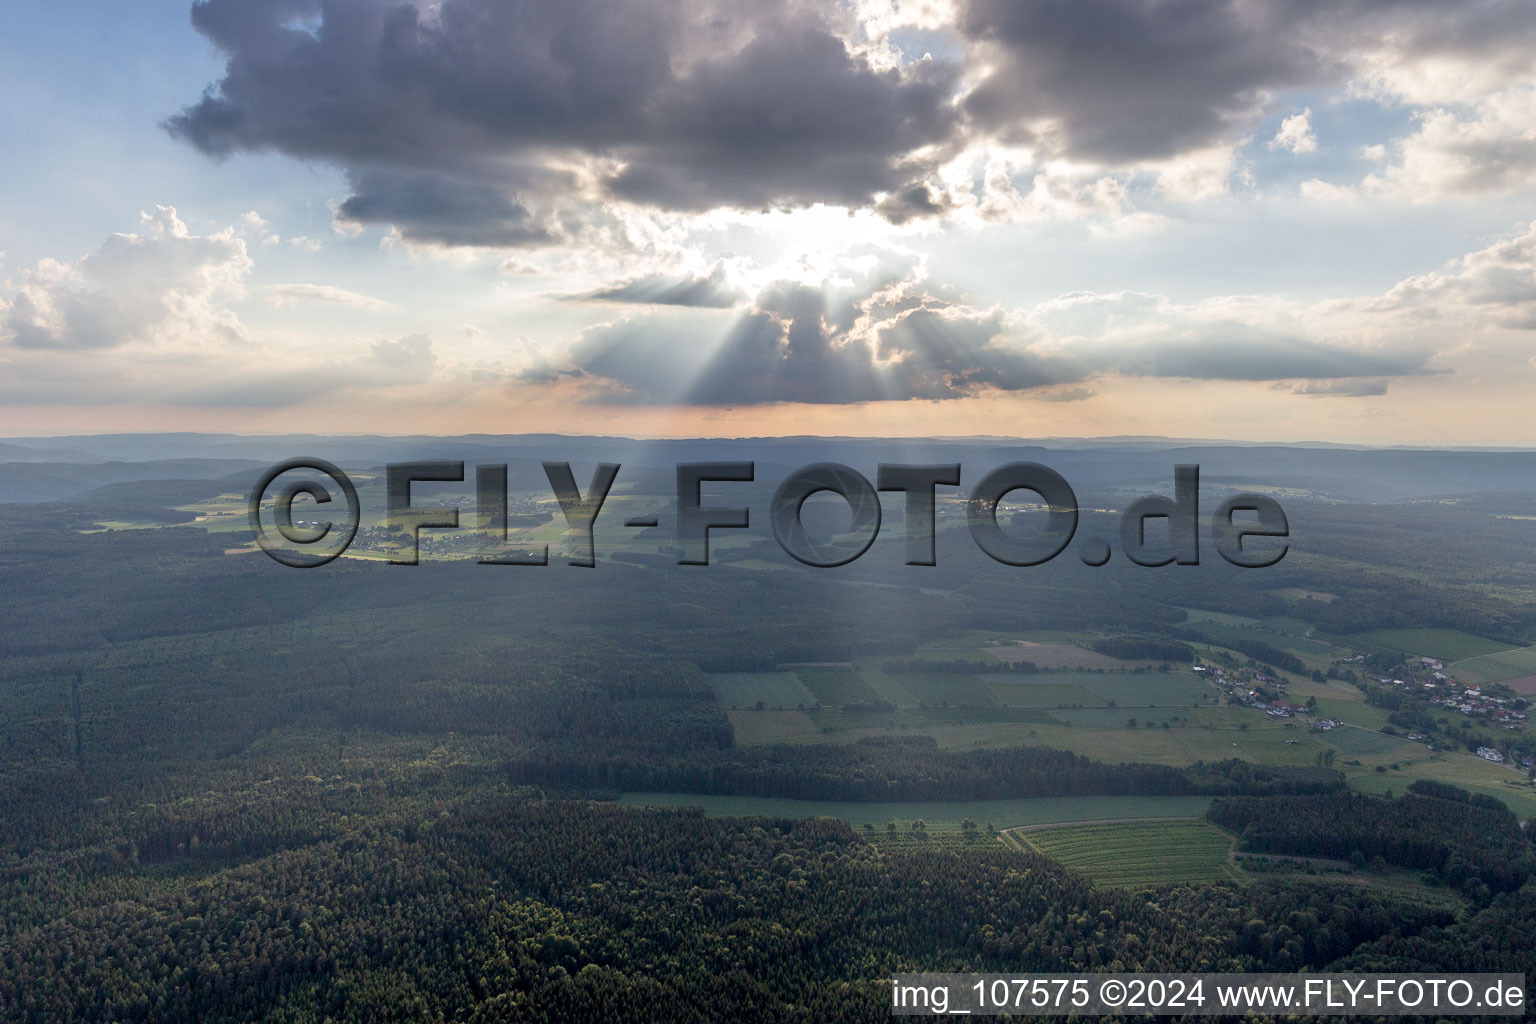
[4,455,1536,1020]
[508,736,1342,801]
[1,794,1525,1023]
[1208,790,1535,896]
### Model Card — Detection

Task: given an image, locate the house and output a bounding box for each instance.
[1476,747,1505,763]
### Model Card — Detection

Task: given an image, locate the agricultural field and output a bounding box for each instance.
[1320,725,1419,756]
[1053,670,1216,708]
[1350,628,1511,663]
[984,642,1153,670]
[907,706,1054,724]
[892,648,1002,665]
[1181,619,1336,659]
[708,672,818,709]
[1179,609,1254,627]
[1347,756,1536,819]
[866,829,996,850]
[985,680,1106,708]
[874,672,999,707]
[805,705,915,735]
[794,666,886,706]
[724,708,820,744]
[1442,645,1536,685]
[920,629,1102,650]
[1289,681,1394,731]
[616,793,1216,831]
[1015,819,1242,888]
[1048,708,1200,729]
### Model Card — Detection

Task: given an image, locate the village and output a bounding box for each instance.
[1373,656,1529,730]
[1194,651,1533,771]
[1192,661,1339,729]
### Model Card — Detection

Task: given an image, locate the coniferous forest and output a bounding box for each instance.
[2,452,1536,1022]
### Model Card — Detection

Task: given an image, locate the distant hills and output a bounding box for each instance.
[2,432,1536,503]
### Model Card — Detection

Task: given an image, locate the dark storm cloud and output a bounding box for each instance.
[336,171,558,247]
[873,182,959,225]
[166,0,964,242]
[165,0,1536,248]
[955,0,1536,163]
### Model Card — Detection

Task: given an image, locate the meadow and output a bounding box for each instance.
[708,672,819,709]
[985,680,1106,707]
[1014,819,1242,888]
[793,666,886,705]
[1350,628,1512,663]
[1444,645,1536,685]
[1321,724,1419,756]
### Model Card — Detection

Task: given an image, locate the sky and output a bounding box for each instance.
[2,0,1536,444]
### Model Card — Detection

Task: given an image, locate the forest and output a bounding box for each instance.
[3,443,1536,1020]
[1207,790,1535,897]
[2,794,1526,1024]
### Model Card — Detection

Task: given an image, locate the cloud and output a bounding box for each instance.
[1135,332,1428,381]
[334,170,563,248]
[1270,109,1318,154]
[955,0,1313,164]
[552,252,1441,405]
[567,253,1080,404]
[873,181,961,225]
[265,283,389,309]
[956,0,1535,161]
[562,263,746,308]
[166,0,964,242]
[0,206,250,350]
[1291,379,1390,396]
[1033,386,1097,403]
[164,0,1536,243]
[158,334,439,407]
[1365,219,1536,328]
[1360,89,1536,200]
[1299,178,1356,202]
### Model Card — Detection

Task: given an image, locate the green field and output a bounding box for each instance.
[1049,708,1196,728]
[1018,819,1242,888]
[1350,628,1511,663]
[616,793,1216,831]
[907,706,1054,724]
[875,672,999,706]
[1347,758,1536,819]
[1321,725,1417,756]
[1184,620,1334,658]
[795,667,886,706]
[1051,671,1215,708]
[709,672,818,709]
[1444,645,1536,684]
[985,680,1107,708]
[1180,608,1255,627]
